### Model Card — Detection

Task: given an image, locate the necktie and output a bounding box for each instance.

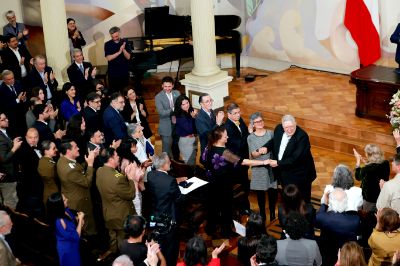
[79,64,84,74]
[168,94,174,110]
[10,85,17,96]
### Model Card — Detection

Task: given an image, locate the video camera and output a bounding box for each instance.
[147,213,176,242]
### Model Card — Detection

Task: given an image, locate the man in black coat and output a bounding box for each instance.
[82,92,102,134]
[147,152,184,266]
[0,112,23,209]
[224,102,251,213]
[27,55,58,104]
[0,70,27,138]
[67,48,96,99]
[0,35,30,81]
[264,114,316,202]
[15,128,44,218]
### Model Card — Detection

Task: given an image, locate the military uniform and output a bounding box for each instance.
[38,156,59,206]
[57,156,96,235]
[96,165,136,252]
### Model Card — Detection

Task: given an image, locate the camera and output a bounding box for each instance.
[147,213,175,241]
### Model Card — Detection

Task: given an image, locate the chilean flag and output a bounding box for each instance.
[344,0,381,66]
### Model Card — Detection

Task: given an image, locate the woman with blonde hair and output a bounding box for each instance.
[335,241,366,266]
[353,144,390,212]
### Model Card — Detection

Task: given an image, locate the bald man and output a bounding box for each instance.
[16,128,44,217]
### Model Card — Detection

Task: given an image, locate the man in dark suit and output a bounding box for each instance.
[316,188,360,266]
[224,102,251,213]
[1,35,30,81]
[82,92,102,134]
[195,94,224,156]
[67,48,96,99]
[15,128,44,218]
[0,70,27,138]
[32,104,64,147]
[103,92,128,146]
[27,55,58,104]
[147,152,184,266]
[264,114,316,202]
[0,112,22,209]
[391,23,400,73]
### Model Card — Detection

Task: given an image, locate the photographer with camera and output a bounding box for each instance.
[120,215,166,266]
[147,152,185,266]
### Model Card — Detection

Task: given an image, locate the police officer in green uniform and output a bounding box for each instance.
[96,147,136,254]
[56,139,98,235]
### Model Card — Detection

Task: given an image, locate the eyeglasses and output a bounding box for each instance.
[203,99,214,104]
[93,100,101,104]
[253,120,263,124]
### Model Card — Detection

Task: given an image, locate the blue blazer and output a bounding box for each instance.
[103,105,127,146]
[195,108,217,155]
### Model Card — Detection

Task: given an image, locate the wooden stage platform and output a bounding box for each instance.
[141,66,396,249]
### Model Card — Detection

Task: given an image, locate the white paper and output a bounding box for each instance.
[233,220,246,237]
[178,176,208,195]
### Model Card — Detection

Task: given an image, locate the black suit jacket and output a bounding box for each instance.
[82,106,102,133]
[265,124,316,185]
[0,131,18,182]
[15,141,42,197]
[27,66,58,103]
[147,170,184,222]
[224,118,249,159]
[391,23,400,64]
[0,80,24,112]
[67,61,94,98]
[195,108,217,155]
[33,120,55,146]
[0,81,26,137]
[0,46,31,81]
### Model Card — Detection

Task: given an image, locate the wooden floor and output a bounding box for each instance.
[139,66,396,262]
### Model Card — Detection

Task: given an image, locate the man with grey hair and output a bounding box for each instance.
[0,210,21,265]
[0,70,26,137]
[147,152,184,266]
[376,153,400,214]
[3,10,29,51]
[263,114,316,202]
[103,92,128,146]
[67,48,96,98]
[315,188,360,266]
[104,26,131,93]
[196,93,224,156]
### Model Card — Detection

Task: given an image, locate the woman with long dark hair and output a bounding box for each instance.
[203,126,270,238]
[47,192,84,266]
[238,213,266,266]
[121,86,152,139]
[60,82,81,121]
[278,184,315,239]
[177,235,225,266]
[174,95,197,165]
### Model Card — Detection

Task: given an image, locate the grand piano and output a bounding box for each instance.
[128,6,242,86]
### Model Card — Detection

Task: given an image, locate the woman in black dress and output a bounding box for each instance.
[121,86,152,139]
[202,126,270,238]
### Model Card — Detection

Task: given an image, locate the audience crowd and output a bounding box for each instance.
[0,10,399,266]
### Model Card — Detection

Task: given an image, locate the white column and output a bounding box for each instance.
[40,0,70,86]
[190,0,220,76]
[180,0,232,109]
